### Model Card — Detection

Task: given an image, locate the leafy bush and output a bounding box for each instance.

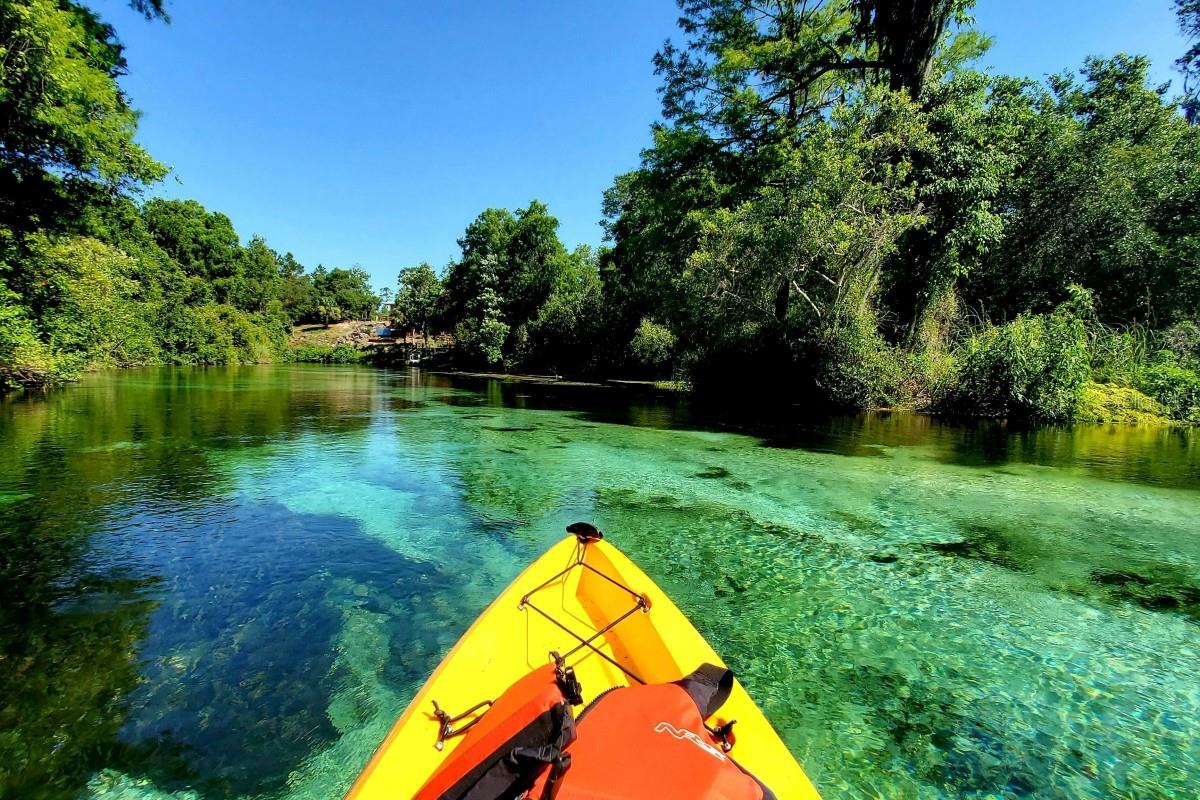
[156,303,281,365]
[1085,322,1200,422]
[1088,325,1152,386]
[455,316,508,368]
[911,288,962,405]
[0,289,58,388]
[1137,357,1200,422]
[628,318,675,373]
[520,277,605,374]
[1160,321,1200,370]
[26,236,162,367]
[943,303,1090,421]
[288,344,363,364]
[1075,382,1173,425]
[815,310,907,409]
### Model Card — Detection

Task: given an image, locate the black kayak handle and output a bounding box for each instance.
[567,522,602,543]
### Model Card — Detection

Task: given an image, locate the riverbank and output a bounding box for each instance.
[4,357,1189,428]
[428,370,687,393]
[426,369,1185,426]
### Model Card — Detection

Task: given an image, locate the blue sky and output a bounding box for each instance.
[96,0,1189,290]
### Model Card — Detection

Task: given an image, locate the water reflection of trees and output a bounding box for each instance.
[0,366,384,799]
[945,418,1198,488]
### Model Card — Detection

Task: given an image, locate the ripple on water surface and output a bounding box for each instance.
[0,365,1197,800]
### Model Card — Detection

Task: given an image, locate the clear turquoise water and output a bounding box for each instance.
[1,365,1198,799]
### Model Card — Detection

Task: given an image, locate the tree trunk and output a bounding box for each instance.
[774,277,791,324]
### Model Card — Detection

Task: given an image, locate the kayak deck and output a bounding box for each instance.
[345,534,820,799]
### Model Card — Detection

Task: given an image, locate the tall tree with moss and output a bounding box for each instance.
[604,0,977,397]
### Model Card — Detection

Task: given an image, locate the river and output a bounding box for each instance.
[1,365,1197,799]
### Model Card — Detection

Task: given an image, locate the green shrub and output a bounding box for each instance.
[156,303,281,365]
[455,316,508,368]
[288,343,363,364]
[1075,382,1173,425]
[943,303,1090,421]
[1,292,41,361]
[521,279,605,374]
[1160,321,1200,370]
[629,318,675,373]
[1089,326,1151,385]
[911,288,962,405]
[815,310,907,409]
[1137,357,1200,423]
[1,291,59,388]
[25,236,163,368]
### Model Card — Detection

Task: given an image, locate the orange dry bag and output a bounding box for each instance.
[530,664,775,800]
[414,663,577,800]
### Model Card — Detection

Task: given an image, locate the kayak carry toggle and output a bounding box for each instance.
[430,698,493,751]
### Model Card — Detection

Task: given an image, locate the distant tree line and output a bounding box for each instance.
[0,0,377,388]
[389,0,1200,422]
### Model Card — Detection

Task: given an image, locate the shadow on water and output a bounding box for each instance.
[923,523,1029,573]
[424,373,1199,490]
[0,365,437,799]
[113,501,452,799]
[1089,567,1200,622]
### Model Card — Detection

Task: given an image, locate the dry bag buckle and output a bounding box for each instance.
[551,651,584,706]
[431,698,493,750]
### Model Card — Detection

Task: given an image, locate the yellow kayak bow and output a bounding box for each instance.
[346,528,820,799]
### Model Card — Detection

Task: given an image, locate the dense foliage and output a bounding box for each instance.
[0,0,378,389]
[403,0,1199,423]
[3,0,1198,424]
[424,201,603,372]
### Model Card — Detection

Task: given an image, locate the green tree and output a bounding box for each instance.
[678,87,930,397]
[442,208,515,326]
[274,250,315,323]
[0,0,168,336]
[602,0,980,393]
[0,0,166,191]
[971,55,1200,325]
[629,318,676,374]
[0,1,349,386]
[311,266,378,322]
[440,201,589,368]
[26,234,158,367]
[654,0,973,137]
[849,0,977,98]
[454,257,508,367]
[880,70,1036,333]
[394,263,441,344]
[521,245,605,373]
[0,281,49,387]
[141,198,242,294]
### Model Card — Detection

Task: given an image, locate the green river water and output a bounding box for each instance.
[1,365,1197,799]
